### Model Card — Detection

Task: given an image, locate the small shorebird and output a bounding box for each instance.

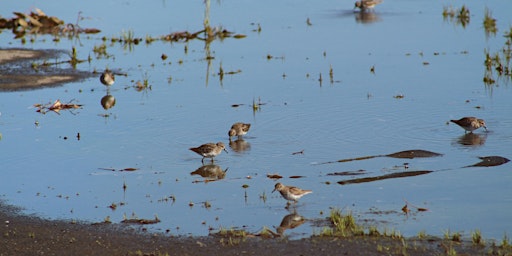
[189,142,228,164]
[100,69,115,86]
[450,117,487,133]
[228,123,251,140]
[272,183,312,203]
[354,0,383,11]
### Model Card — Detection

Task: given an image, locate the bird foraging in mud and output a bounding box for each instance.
[189,142,228,164]
[228,122,251,140]
[450,117,487,133]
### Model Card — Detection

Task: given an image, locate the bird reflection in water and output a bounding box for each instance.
[276,212,306,236]
[454,133,487,147]
[191,164,228,182]
[100,93,116,110]
[229,138,251,153]
[354,11,381,24]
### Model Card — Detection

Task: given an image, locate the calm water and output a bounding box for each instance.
[1,0,511,240]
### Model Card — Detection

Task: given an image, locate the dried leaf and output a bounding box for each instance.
[34,8,46,16]
[17,17,28,28]
[26,15,42,27]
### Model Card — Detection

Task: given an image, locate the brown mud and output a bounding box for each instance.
[1,200,511,256]
[0,48,92,91]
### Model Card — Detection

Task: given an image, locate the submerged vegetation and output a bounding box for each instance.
[442,5,470,28]
[483,8,498,38]
[483,26,512,86]
[1,2,511,253]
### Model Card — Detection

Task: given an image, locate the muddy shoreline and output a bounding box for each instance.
[0,49,510,255]
[0,48,92,91]
[1,199,510,256]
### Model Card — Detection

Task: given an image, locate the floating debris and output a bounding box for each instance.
[402,199,429,215]
[121,215,160,225]
[0,9,100,38]
[319,149,443,165]
[34,99,82,114]
[292,149,304,155]
[327,170,367,176]
[98,167,139,172]
[267,173,283,180]
[162,27,239,42]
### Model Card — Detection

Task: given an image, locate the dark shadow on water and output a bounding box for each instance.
[337,170,433,185]
[385,150,443,159]
[319,149,443,165]
[464,156,510,168]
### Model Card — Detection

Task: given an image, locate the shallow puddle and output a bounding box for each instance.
[0,0,511,240]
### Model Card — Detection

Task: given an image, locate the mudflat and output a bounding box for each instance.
[0,48,91,91]
[1,201,510,256]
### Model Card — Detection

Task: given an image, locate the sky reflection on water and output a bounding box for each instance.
[1,0,511,240]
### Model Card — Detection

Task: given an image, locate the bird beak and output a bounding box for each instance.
[272,188,276,193]
[223,148,228,153]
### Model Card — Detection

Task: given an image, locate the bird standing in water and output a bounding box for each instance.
[354,0,383,12]
[228,122,251,140]
[450,117,487,133]
[189,142,228,164]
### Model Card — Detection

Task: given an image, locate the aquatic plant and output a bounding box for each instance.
[442,5,470,28]
[502,233,511,248]
[483,8,497,38]
[482,26,512,86]
[319,208,365,237]
[471,229,484,245]
[456,5,470,27]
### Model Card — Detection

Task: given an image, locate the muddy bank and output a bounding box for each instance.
[0,48,92,91]
[0,201,509,256]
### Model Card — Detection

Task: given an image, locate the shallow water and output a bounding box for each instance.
[1,0,511,240]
